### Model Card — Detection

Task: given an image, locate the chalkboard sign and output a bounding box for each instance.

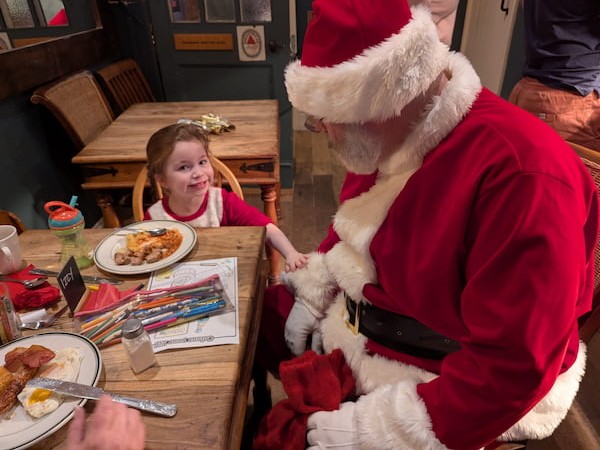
[57,257,87,313]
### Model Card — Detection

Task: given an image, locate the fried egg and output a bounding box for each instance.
[17,348,82,418]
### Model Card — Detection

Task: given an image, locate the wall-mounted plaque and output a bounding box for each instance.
[174,33,234,51]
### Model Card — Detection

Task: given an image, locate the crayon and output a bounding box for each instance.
[180,300,226,318]
[96,327,123,345]
[141,311,174,326]
[134,296,222,318]
[143,300,227,333]
[91,320,124,343]
[145,316,177,332]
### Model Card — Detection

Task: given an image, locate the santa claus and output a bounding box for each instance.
[255,0,598,449]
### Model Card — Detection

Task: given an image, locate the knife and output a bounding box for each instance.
[29,268,123,285]
[26,378,177,417]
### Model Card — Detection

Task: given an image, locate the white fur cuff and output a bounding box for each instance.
[285,6,449,123]
[499,341,587,441]
[281,252,337,318]
[355,382,448,450]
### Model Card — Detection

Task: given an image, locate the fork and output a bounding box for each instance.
[20,305,69,330]
[116,227,167,237]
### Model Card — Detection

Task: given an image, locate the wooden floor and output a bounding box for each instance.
[261,129,346,255]
[243,130,600,449]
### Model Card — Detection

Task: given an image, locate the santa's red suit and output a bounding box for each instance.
[256,2,598,449]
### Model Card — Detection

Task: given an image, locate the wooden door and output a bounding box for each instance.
[147,0,294,187]
[460,0,519,94]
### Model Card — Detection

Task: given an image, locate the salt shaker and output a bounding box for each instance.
[121,318,157,373]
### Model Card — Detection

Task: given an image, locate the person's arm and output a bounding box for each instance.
[356,171,593,448]
[282,172,377,355]
[265,223,308,272]
[219,190,308,271]
[67,395,145,450]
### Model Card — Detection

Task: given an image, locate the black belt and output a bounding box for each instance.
[345,294,460,360]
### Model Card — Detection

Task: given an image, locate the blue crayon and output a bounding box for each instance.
[180,300,226,318]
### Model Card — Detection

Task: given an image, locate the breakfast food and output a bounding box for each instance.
[17,347,82,418]
[0,345,55,415]
[114,228,183,265]
[1,345,83,419]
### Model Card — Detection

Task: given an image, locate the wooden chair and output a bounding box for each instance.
[569,141,600,344]
[0,210,26,234]
[132,156,244,222]
[96,59,155,116]
[31,70,114,150]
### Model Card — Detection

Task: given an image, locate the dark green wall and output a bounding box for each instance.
[0,93,101,228]
[502,6,526,99]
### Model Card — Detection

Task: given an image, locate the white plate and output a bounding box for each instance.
[0,332,102,450]
[93,220,197,275]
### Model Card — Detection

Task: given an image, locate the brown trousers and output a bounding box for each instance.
[509,77,600,151]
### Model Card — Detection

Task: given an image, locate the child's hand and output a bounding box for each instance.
[285,252,309,272]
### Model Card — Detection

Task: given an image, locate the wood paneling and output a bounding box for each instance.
[0,28,118,101]
[0,0,120,101]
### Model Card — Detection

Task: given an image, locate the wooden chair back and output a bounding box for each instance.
[132,156,244,222]
[0,210,26,234]
[96,59,155,116]
[31,70,114,150]
[569,141,600,343]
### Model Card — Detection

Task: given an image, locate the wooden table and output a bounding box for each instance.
[18,227,266,449]
[72,99,280,282]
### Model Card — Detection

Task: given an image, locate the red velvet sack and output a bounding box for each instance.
[254,349,356,450]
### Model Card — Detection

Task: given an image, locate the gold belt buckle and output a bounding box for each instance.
[345,299,360,335]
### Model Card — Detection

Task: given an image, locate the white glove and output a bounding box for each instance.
[284,300,322,356]
[307,402,359,450]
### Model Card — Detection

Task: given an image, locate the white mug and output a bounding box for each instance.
[0,225,22,274]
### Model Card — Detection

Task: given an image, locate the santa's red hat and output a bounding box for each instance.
[285,0,449,123]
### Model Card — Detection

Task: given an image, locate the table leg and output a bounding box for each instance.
[252,364,272,418]
[276,182,282,220]
[96,193,121,228]
[260,184,280,284]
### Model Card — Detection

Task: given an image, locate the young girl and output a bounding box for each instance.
[144,122,308,272]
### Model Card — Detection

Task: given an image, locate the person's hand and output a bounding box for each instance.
[67,395,146,450]
[284,300,322,356]
[307,402,359,450]
[284,252,309,272]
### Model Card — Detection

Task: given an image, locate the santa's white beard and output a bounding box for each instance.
[331,124,383,174]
